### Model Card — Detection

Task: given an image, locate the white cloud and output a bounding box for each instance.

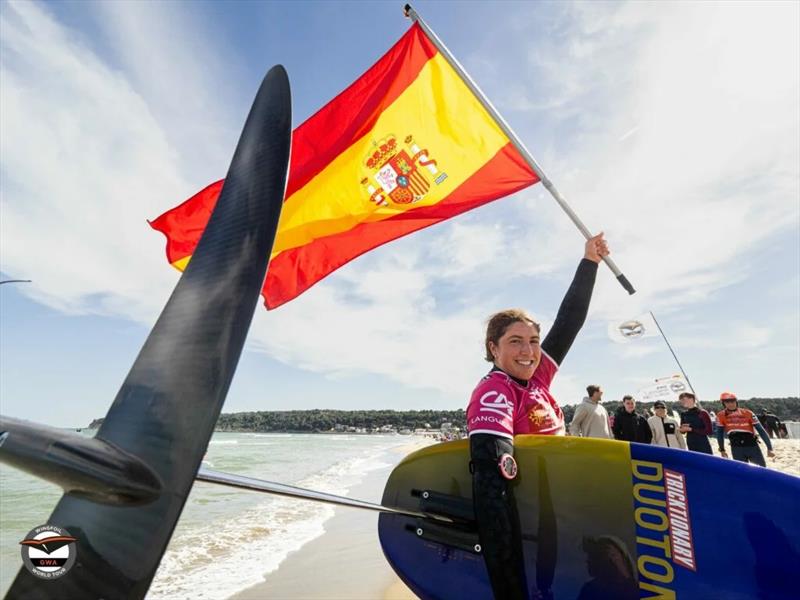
[249,258,489,399]
[550,373,587,406]
[87,1,243,181]
[673,321,772,350]
[0,0,185,320]
[495,2,799,324]
[1,1,797,406]
[426,221,505,278]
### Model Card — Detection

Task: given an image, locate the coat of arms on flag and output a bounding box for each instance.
[362,135,447,206]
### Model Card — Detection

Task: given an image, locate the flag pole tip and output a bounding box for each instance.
[404,4,413,17]
[617,273,636,295]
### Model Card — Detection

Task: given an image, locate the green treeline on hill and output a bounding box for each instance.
[87,398,800,431]
[215,409,468,432]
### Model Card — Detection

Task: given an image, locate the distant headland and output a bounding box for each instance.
[87,398,800,432]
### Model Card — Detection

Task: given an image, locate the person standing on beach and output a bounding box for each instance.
[717,392,774,466]
[678,392,713,454]
[466,233,609,600]
[612,395,652,443]
[758,409,781,439]
[569,385,612,439]
[647,401,686,449]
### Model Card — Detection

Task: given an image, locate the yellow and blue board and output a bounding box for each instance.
[379,436,799,599]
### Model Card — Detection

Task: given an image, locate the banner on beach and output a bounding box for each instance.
[638,374,690,404]
[150,23,538,309]
[607,312,661,343]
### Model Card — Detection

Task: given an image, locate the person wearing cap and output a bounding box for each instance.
[678,392,713,454]
[716,392,774,466]
[647,401,686,449]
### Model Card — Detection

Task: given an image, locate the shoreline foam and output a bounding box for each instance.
[231,440,431,600]
[148,436,422,599]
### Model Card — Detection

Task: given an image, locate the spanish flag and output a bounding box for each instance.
[150,24,538,309]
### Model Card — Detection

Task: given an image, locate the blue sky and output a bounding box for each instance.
[1,1,798,428]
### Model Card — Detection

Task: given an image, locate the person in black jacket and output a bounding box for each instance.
[678,392,713,454]
[612,395,652,443]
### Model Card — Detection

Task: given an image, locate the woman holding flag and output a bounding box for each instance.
[466,233,610,600]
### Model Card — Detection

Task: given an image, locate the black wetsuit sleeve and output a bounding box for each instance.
[754,422,773,452]
[542,258,598,366]
[470,433,527,600]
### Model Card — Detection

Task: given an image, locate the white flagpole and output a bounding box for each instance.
[649,311,697,395]
[403,4,635,295]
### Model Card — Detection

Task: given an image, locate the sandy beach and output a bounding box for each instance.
[232,441,426,600]
[230,437,799,600]
[712,437,800,476]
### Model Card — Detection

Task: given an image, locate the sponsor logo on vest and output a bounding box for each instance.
[478,390,513,418]
[529,386,548,404]
[527,407,550,426]
[469,415,508,428]
[631,460,697,599]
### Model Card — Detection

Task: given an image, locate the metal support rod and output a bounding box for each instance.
[649,311,697,395]
[197,466,454,523]
[403,4,635,295]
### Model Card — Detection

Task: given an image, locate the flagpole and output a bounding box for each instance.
[0,279,31,285]
[403,4,635,295]
[649,311,697,395]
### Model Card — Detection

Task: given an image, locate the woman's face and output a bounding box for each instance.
[489,320,540,381]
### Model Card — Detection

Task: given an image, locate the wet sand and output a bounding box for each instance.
[232,440,428,600]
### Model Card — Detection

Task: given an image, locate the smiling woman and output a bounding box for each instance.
[485,312,541,381]
[466,233,609,600]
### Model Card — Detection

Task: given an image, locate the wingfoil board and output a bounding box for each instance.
[379,436,799,599]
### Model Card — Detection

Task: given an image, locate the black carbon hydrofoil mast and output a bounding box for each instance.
[0,65,291,599]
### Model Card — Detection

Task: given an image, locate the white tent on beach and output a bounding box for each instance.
[783,421,799,439]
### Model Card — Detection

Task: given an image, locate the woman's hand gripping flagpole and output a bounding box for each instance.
[404,3,636,295]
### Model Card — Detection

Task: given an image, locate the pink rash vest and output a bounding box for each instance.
[467,351,565,439]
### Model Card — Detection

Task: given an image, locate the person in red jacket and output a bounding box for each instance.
[716,392,774,466]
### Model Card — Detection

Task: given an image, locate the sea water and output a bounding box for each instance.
[0,431,409,598]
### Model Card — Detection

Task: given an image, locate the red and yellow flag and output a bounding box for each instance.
[150,24,539,309]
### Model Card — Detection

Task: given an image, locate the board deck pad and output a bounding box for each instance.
[379,436,799,600]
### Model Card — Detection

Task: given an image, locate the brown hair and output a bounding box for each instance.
[484,309,540,362]
[587,385,601,397]
[679,392,700,408]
